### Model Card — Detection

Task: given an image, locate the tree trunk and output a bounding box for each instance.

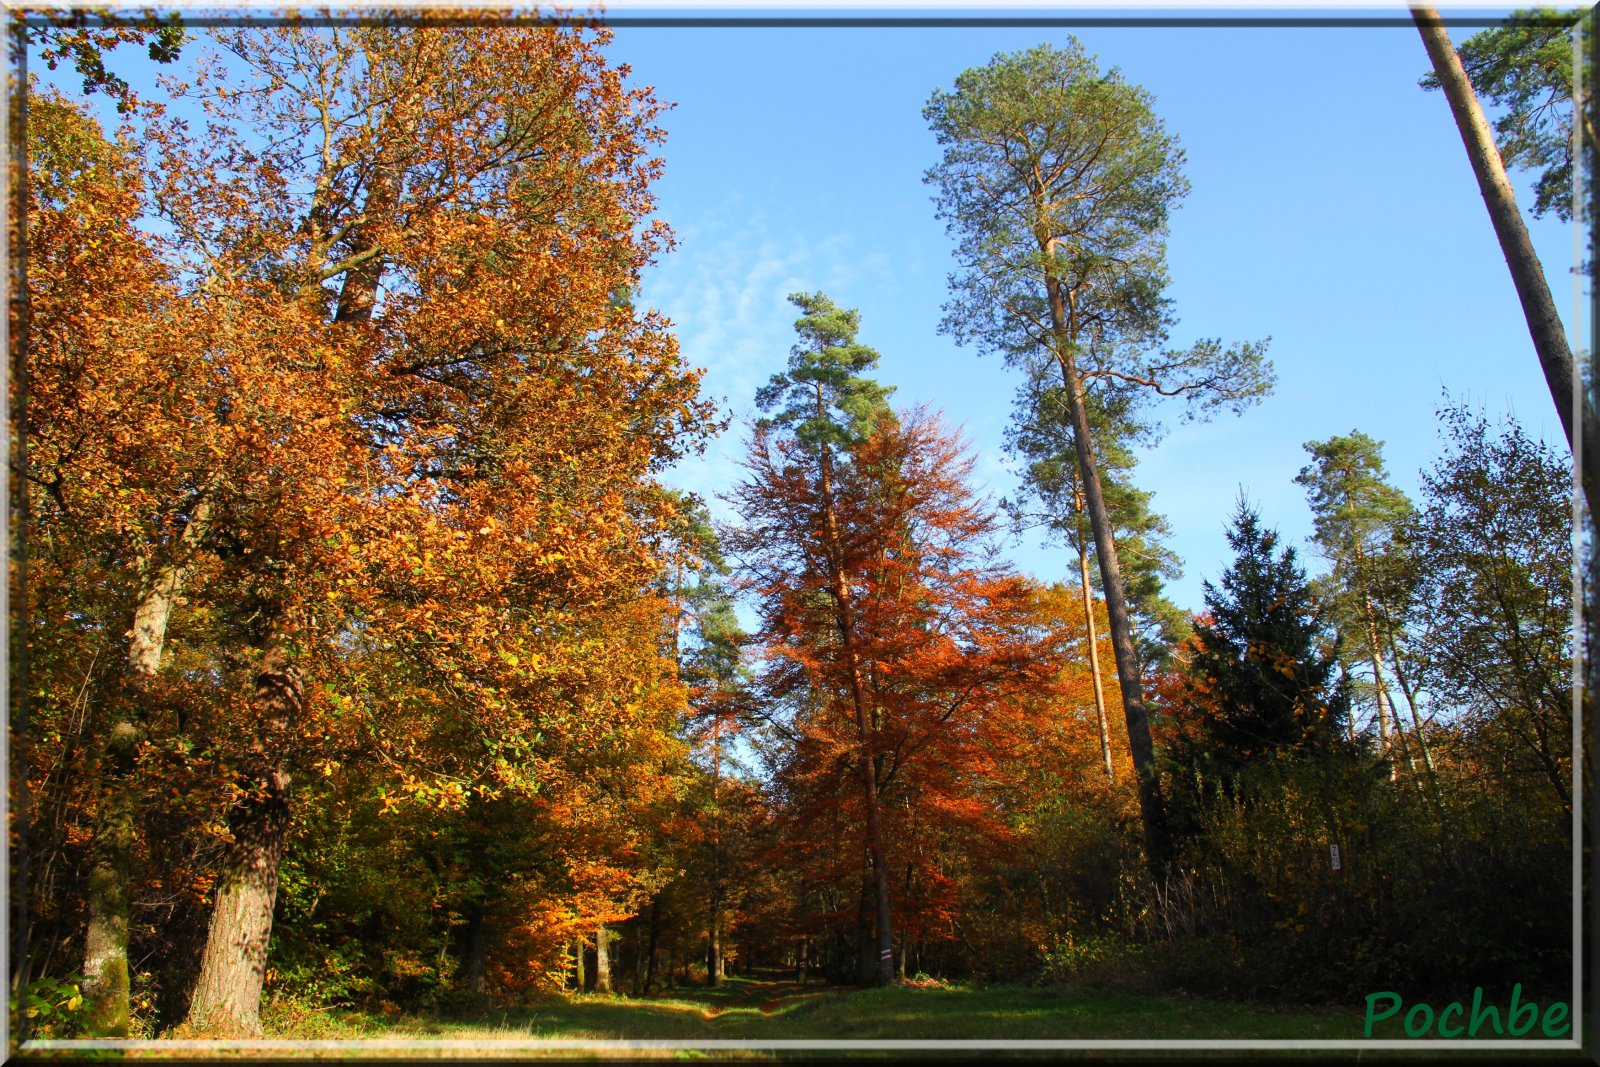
[706,740,722,987]
[573,931,586,992]
[1044,275,1171,880]
[1075,522,1115,782]
[80,722,138,1037]
[854,870,875,986]
[1359,589,1402,781]
[463,902,487,994]
[183,646,303,1037]
[82,493,213,1034]
[813,400,895,987]
[1412,5,1597,516]
[594,924,612,994]
[644,896,660,993]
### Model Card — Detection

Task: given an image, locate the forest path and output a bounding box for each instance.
[679,972,838,1020]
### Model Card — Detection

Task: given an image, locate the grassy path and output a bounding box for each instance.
[262,972,1366,1042]
[240,974,1579,1058]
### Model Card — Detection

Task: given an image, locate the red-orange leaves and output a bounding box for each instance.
[730,408,1055,967]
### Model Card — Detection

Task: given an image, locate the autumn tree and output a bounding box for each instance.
[21,17,713,1035]
[18,88,190,1036]
[731,329,1048,985]
[16,7,185,112]
[728,291,897,985]
[924,41,1272,878]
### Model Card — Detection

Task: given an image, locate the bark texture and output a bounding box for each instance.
[1045,276,1172,879]
[183,647,303,1037]
[594,924,612,993]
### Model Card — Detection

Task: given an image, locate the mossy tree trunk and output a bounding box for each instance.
[80,721,139,1037]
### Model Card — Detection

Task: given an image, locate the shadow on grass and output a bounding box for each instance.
[258,976,1582,1056]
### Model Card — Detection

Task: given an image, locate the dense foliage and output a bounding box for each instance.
[12,16,1575,1043]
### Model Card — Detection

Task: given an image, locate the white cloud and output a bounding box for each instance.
[639,205,874,528]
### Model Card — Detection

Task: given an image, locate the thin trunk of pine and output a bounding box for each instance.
[1075,506,1115,782]
[1412,5,1597,515]
[1043,266,1171,879]
[183,646,303,1037]
[1363,601,1402,781]
[706,737,722,987]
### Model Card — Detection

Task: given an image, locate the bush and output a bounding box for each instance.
[1150,751,1571,1002]
[10,975,88,1039]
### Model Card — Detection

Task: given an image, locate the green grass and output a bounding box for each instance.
[18,978,1576,1060]
[256,975,1358,1043]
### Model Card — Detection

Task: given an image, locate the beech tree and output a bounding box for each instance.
[924,41,1272,877]
[1407,407,1574,813]
[24,18,712,1035]
[731,401,1046,985]
[732,292,898,986]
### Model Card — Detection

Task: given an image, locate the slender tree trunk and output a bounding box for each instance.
[644,896,660,993]
[463,902,488,994]
[707,736,722,987]
[594,924,612,994]
[1412,5,1597,516]
[183,646,303,1037]
[82,493,213,1034]
[1075,516,1115,782]
[573,931,586,992]
[854,869,875,986]
[632,919,644,997]
[1359,592,1402,780]
[1385,638,1439,779]
[1043,273,1171,879]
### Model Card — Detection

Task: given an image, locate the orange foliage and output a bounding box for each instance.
[732,408,1066,960]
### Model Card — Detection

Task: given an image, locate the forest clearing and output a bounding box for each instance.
[10,3,1589,1059]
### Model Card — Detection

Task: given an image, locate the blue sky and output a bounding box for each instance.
[33,6,1586,618]
[599,11,1587,614]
